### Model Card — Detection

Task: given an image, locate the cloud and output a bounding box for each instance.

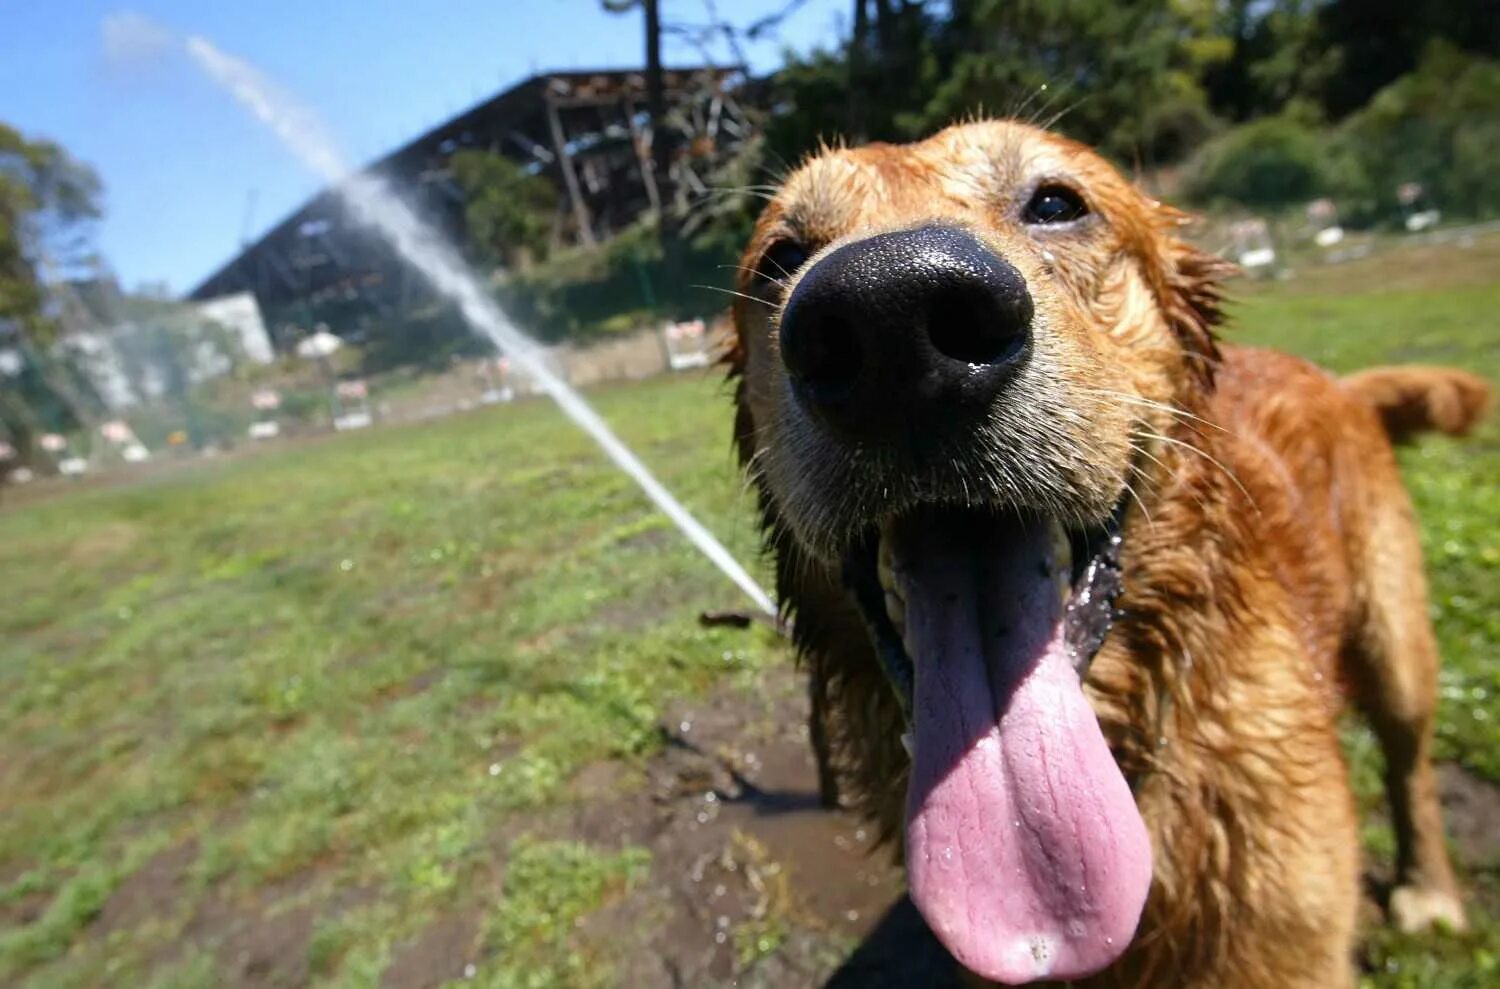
[101,11,176,66]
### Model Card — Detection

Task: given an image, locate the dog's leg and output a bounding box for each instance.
[808,671,841,808]
[1346,492,1466,933]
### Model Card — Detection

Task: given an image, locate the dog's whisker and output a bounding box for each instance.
[717,263,786,290]
[1137,429,1260,515]
[1081,388,1231,434]
[694,284,774,306]
[1129,436,1208,519]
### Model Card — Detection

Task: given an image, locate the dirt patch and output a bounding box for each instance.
[1438,762,1500,869]
[63,520,141,567]
[381,912,482,989]
[614,526,672,551]
[1360,761,1500,916]
[95,840,198,936]
[0,887,52,929]
[554,663,950,987]
[370,667,446,705]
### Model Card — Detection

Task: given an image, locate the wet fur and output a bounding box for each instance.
[725,121,1488,987]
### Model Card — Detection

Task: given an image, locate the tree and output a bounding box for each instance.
[0,123,103,469]
[766,1,1224,171]
[1316,0,1500,118]
[913,0,1221,163]
[448,150,557,268]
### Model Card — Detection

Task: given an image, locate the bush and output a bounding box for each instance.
[1182,110,1366,210]
[1338,44,1500,222]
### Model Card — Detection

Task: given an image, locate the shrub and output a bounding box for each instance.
[1182,110,1367,211]
[1339,44,1500,221]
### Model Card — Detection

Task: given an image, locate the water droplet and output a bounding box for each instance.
[463,963,477,979]
[846,909,860,922]
[715,931,727,944]
[704,791,717,803]
[1041,250,1056,264]
[487,762,503,777]
[680,720,692,733]
[339,558,353,572]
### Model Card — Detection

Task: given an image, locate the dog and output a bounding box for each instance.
[724,120,1490,987]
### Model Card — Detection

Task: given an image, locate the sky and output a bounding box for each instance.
[0,2,846,295]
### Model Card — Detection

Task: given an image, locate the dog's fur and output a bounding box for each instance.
[725,120,1490,987]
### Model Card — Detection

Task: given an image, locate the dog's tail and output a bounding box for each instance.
[1343,366,1492,443]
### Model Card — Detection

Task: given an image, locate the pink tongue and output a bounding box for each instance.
[892,513,1151,984]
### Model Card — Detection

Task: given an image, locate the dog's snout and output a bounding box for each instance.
[779,225,1032,438]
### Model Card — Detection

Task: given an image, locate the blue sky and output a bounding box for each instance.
[0,2,845,295]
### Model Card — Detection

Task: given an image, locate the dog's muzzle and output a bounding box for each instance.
[778,225,1032,443]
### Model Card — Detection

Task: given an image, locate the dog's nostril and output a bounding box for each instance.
[925,286,1031,367]
[782,312,863,395]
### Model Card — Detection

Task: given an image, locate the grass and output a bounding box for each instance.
[1,230,1497,986]
[0,370,783,987]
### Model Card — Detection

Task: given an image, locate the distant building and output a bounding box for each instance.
[194,292,274,364]
[51,275,263,411]
[187,66,753,352]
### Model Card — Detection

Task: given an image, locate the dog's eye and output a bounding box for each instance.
[1024,185,1090,225]
[758,239,809,284]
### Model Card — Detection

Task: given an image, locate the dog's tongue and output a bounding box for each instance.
[890,512,1151,984]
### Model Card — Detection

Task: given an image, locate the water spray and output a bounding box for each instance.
[182,35,776,617]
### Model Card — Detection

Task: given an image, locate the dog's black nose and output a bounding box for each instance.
[779,225,1032,439]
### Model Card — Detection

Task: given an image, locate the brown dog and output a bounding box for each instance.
[725,120,1490,987]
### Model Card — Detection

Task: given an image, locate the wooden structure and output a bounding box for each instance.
[187,66,753,351]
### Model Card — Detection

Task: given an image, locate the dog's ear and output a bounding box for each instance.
[1152,206,1237,386]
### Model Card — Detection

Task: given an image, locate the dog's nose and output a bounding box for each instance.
[779,225,1032,439]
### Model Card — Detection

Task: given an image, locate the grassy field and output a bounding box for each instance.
[2,231,1497,988]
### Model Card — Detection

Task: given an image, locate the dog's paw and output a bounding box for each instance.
[1389,884,1467,934]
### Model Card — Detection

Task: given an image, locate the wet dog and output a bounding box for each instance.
[725,120,1489,987]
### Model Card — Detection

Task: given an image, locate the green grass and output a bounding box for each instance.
[1,232,1496,986]
[0,372,782,986]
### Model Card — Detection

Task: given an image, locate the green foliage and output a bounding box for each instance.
[764,0,1222,167]
[1338,44,1500,221]
[449,150,557,268]
[0,123,101,336]
[909,0,1221,162]
[1187,46,1500,221]
[494,217,740,343]
[1183,109,1366,210]
[0,123,102,464]
[1316,0,1500,118]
